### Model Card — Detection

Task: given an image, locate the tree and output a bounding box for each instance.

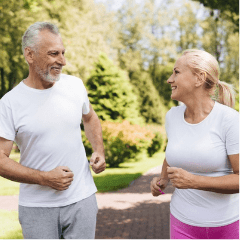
[150,63,178,107]
[174,1,200,53]
[0,0,117,98]
[192,0,239,31]
[200,13,239,85]
[130,71,167,125]
[87,53,144,124]
[0,0,37,97]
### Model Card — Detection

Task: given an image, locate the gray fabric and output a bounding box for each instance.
[19,194,98,239]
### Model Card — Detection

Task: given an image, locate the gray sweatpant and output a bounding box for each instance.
[19,194,98,239]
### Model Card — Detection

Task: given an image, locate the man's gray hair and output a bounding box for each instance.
[22,22,60,53]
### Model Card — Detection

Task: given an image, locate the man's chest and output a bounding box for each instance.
[14,91,83,138]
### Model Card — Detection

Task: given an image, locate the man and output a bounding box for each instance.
[0,22,106,239]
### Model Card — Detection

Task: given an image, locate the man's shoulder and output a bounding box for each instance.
[0,82,23,105]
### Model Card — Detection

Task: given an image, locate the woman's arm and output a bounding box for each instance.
[193,154,239,194]
[160,158,170,180]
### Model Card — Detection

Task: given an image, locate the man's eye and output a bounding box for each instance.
[175,71,179,74]
[52,52,58,55]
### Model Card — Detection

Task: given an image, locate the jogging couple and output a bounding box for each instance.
[0,22,238,239]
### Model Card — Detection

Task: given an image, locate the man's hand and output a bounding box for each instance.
[167,167,194,189]
[150,177,169,197]
[41,166,74,191]
[90,152,106,174]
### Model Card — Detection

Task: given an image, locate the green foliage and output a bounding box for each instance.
[0,0,35,97]
[150,64,178,107]
[103,136,137,168]
[192,0,239,30]
[234,87,239,112]
[92,151,165,192]
[174,1,200,52]
[87,53,143,124]
[147,132,164,157]
[130,71,167,124]
[200,13,239,95]
[82,120,164,168]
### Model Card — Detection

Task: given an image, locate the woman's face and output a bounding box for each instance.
[167,56,197,102]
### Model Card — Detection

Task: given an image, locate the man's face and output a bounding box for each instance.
[32,30,66,83]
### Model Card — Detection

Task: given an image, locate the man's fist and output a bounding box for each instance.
[90,152,106,174]
[41,166,74,191]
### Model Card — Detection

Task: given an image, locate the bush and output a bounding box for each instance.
[82,120,167,167]
[101,120,154,167]
[147,132,163,157]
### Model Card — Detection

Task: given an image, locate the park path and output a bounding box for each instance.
[0,165,175,239]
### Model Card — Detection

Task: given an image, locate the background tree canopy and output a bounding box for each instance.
[0,0,239,115]
[192,0,239,31]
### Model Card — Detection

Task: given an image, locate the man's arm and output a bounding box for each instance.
[0,137,74,191]
[82,104,106,174]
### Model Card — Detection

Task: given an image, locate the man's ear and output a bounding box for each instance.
[24,47,35,64]
[195,72,206,87]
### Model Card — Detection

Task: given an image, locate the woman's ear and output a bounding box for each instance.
[195,72,206,87]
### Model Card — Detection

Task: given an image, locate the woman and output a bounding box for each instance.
[150,49,239,239]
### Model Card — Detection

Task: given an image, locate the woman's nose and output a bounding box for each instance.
[167,74,174,84]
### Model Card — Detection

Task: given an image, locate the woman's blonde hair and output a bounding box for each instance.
[182,49,235,108]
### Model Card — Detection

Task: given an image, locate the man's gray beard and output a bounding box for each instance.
[35,66,60,83]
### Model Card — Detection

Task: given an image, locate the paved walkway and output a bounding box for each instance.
[0,165,175,239]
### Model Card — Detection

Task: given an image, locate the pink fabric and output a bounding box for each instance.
[170,214,239,239]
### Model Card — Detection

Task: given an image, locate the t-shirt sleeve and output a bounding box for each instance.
[82,83,90,115]
[0,100,16,141]
[225,112,239,155]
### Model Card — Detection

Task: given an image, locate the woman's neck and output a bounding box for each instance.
[184,96,215,124]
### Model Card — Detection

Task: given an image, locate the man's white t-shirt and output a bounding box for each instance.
[0,74,97,207]
[165,101,239,227]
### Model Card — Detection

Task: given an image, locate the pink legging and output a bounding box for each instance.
[170,214,239,239]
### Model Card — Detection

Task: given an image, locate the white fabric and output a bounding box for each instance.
[165,101,239,227]
[0,74,97,207]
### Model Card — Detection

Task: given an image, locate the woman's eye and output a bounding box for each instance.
[175,71,179,74]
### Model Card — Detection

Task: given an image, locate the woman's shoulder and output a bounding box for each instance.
[214,102,239,125]
[215,102,239,117]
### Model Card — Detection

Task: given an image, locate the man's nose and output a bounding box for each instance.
[57,54,66,66]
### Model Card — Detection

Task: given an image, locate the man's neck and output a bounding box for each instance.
[24,74,55,90]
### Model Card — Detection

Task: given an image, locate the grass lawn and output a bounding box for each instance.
[0,152,21,196]
[0,210,23,239]
[92,151,165,192]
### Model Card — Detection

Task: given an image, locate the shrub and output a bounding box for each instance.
[82,120,167,167]
[147,132,163,157]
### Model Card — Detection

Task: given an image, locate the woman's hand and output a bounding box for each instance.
[150,177,169,196]
[167,167,194,189]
